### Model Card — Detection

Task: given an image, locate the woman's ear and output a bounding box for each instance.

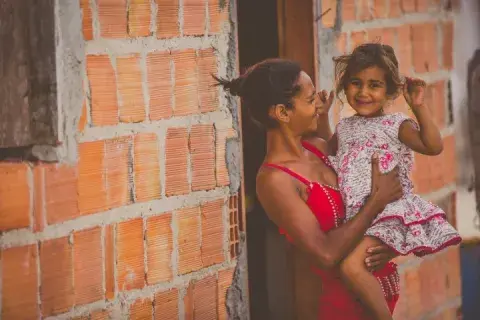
[269,104,290,124]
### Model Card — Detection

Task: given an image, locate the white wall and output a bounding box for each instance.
[452,0,480,238]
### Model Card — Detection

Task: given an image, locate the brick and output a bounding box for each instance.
[389,0,402,17]
[401,0,416,12]
[128,0,151,37]
[350,31,367,49]
[80,0,94,40]
[411,23,438,73]
[33,166,46,232]
[40,237,74,316]
[218,268,234,320]
[397,25,413,75]
[105,137,131,209]
[412,135,456,194]
[78,100,88,132]
[367,28,395,47]
[1,245,39,319]
[146,214,173,284]
[216,128,235,186]
[342,0,356,21]
[201,199,224,266]
[87,55,119,126]
[372,0,387,18]
[130,298,153,319]
[177,206,202,274]
[0,163,30,231]
[117,218,145,291]
[156,0,180,38]
[442,21,454,70]
[78,141,107,214]
[336,32,347,54]
[105,225,115,300]
[445,246,461,298]
[165,127,189,195]
[116,55,146,123]
[419,255,448,313]
[197,48,219,112]
[320,0,337,28]
[416,0,431,12]
[97,0,128,38]
[183,0,206,35]
[423,80,446,129]
[173,50,199,115]
[147,51,173,120]
[44,164,79,224]
[91,309,110,320]
[74,227,104,305]
[183,285,194,319]
[358,0,372,21]
[193,276,217,320]
[154,288,179,320]
[190,124,216,191]
[402,266,423,318]
[134,134,161,202]
[209,0,229,33]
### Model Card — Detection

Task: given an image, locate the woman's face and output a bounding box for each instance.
[287,71,319,134]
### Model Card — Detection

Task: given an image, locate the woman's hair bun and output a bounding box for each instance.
[213,75,245,97]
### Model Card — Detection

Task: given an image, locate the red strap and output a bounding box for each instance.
[263,163,311,186]
[302,141,334,169]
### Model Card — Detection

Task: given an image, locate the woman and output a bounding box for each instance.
[216,58,403,319]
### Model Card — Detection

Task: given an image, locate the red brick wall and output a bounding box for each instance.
[323,0,462,319]
[0,1,239,319]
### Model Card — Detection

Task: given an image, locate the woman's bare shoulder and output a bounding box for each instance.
[302,136,329,154]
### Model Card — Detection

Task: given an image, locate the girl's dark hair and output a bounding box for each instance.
[334,43,403,100]
[214,58,302,128]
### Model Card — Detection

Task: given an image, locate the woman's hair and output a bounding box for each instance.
[214,58,302,128]
[334,43,403,100]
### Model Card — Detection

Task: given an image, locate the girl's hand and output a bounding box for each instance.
[365,245,398,272]
[316,90,335,115]
[403,77,427,110]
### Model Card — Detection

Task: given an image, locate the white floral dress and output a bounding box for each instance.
[329,113,461,256]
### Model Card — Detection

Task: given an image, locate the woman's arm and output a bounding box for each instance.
[315,90,338,155]
[256,155,403,269]
[399,77,443,155]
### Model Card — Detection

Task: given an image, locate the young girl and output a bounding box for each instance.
[319,43,462,319]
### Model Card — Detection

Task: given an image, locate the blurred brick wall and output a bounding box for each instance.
[320,0,462,319]
[0,1,241,319]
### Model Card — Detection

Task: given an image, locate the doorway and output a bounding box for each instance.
[236,0,317,319]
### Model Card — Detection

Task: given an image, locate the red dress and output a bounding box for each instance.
[264,141,400,320]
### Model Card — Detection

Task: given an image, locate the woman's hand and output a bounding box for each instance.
[369,154,403,210]
[365,245,398,272]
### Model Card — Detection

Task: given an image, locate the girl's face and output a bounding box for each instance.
[345,66,389,117]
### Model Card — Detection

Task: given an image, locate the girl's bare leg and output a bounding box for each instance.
[339,236,393,320]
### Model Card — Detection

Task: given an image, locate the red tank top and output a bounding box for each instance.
[263,141,399,319]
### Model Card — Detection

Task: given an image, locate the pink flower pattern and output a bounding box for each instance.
[328,113,461,256]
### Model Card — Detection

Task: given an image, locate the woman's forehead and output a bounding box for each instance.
[297,71,315,96]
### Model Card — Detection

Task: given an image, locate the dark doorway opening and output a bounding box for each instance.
[236,0,317,319]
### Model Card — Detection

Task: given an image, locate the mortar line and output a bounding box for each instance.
[0,188,230,249]
[171,209,180,278]
[341,12,455,32]
[101,226,107,301]
[85,35,222,55]
[109,54,122,124]
[35,241,43,319]
[90,0,101,40]
[140,52,151,123]
[179,0,184,37]
[142,217,149,290]
[150,0,158,35]
[157,128,167,199]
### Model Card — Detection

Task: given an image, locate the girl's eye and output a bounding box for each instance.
[350,80,360,86]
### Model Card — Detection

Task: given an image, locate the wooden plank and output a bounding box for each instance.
[467,50,480,218]
[0,0,57,148]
